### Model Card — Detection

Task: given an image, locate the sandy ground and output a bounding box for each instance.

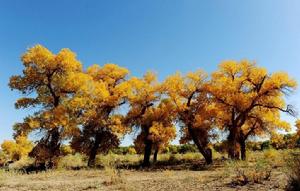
[0,166,287,191]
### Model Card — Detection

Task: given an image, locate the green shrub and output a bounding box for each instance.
[112,146,130,155]
[260,141,270,150]
[213,141,228,154]
[168,145,178,154]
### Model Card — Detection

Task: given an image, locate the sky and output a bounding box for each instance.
[0,0,299,146]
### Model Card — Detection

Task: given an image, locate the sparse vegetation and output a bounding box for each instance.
[57,153,86,170]
[286,151,300,191]
[0,149,296,190]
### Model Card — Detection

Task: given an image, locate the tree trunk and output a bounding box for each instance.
[203,147,213,164]
[228,140,240,160]
[88,133,101,167]
[153,148,158,163]
[30,127,61,164]
[143,139,152,167]
[49,128,61,157]
[239,130,247,161]
[188,126,213,164]
[240,138,246,160]
[228,127,240,160]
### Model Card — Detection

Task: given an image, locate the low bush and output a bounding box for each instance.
[100,153,125,186]
[226,159,272,186]
[263,148,278,159]
[8,157,34,170]
[57,153,86,170]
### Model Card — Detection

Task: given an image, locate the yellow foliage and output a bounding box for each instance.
[209,60,296,137]
[10,45,87,142]
[1,135,33,161]
[60,145,74,155]
[296,120,300,134]
[10,46,298,163]
[128,147,137,155]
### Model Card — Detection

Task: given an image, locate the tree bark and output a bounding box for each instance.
[188,126,213,164]
[228,127,240,160]
[153,148,158,163]
[240,138,246,160]
[142,139,152,167]
[88,132,101,167]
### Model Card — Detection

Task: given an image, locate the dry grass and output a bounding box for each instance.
[286,151,300,191]
[0,149,297,191]
[57,153,86,170]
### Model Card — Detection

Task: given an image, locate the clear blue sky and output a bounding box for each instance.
[0,0,299,145]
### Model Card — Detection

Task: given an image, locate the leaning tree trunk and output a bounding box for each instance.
[188,126,213,165]
[88,132,101,167]
[153,148,159,163]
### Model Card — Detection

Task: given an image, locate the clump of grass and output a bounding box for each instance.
[225,159,272,186]
[168,154,179,164]
[100,154,125,186]
[225,160,249,186]
[103,166,124,186]
[182,152,201,161]
[264,149,285,168]
[286,151,300,191]
[97,153,119,167]
[163,169,175,178]
[57,153,86,170]
[96,153,142,168]
[211,148,223,159]
[9,157,34,170]
[159,153,170,162]
[251,158,272,183]
[263,148,278,159]
[0,168,22,178]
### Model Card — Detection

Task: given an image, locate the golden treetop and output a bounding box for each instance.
[208,60,297,130]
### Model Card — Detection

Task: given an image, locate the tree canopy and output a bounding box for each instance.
[7,45,298,167]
